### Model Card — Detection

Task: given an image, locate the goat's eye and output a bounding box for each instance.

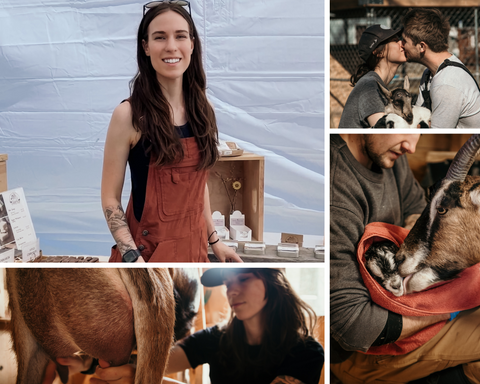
[437,207,448,215]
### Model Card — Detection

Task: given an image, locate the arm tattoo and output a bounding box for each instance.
[270,376,305,384]
[104,205,135,255]
[105,205,128,233]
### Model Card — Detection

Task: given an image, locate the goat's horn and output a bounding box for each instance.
[445,134,480,182]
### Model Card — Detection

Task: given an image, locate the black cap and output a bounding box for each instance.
[358,25,403,62]
[201,268,251,287]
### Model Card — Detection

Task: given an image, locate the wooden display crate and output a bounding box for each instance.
[208,152,264,241]
[0,154,7,193]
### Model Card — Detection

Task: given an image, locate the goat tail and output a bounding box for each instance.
[119,269,175,384]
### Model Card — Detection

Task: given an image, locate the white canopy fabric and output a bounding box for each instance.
[0,0,324,255]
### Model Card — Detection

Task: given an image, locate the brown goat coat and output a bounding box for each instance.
[7,268,176,384]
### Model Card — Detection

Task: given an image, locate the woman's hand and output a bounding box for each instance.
[90,360,135,384]
[211,241,243,263]
[41,356,93,384]
[135,256,146,263]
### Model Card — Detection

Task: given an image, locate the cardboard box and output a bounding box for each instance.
[212,211,229,240]
[229,210,252,241]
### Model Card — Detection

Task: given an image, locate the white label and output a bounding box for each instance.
[0,248,14,263]
[21,238,40,262]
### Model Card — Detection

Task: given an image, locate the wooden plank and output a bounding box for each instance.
[331,0,479,11]
[244,159,264,242]
[425,150,480,163]
[208,245,323,263]
[0,155,7,193]
[217,152,264,162]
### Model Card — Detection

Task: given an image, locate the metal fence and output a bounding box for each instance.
[330,7,480,127]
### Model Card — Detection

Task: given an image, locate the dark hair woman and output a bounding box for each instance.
[101,1,242,263]
[89,268,324,384]
[338,25,406,128]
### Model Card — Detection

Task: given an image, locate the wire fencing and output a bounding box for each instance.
[330,7,480,128]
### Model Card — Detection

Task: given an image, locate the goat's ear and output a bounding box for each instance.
[377,82,392,99]
[403,76,410,92]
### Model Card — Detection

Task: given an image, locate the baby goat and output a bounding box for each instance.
[373,76,431,128]
[365,241,404,297]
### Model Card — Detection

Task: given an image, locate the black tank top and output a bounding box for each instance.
[128,123,194,222]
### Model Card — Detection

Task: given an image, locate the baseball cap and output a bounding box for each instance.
[358,25,403,62]
[201,268,251,287]
[200,268,283,287]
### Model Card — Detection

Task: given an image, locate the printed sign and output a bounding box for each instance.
[0,188,38,262]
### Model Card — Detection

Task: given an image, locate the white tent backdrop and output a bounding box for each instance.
[0,0,324,255]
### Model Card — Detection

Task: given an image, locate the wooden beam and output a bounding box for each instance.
[331,0,480,12]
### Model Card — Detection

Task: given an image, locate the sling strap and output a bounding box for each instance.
[421,59,480,111]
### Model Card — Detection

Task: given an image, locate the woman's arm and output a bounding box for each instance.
[165,345,192,374]
[202,184,243,263]
[101,102,144,262]
[270,376,305,384]
[89,347,191,384]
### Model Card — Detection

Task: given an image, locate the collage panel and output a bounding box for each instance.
[330,133,480,383]
[0,266,325,384]
[0,0,326,384]
[0,0,324,263]
[329,1,480,382]
[330,4,480,129]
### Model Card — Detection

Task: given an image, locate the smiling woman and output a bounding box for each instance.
[101,1,242,263]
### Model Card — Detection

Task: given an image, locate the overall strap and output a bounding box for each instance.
[421,59,480,111]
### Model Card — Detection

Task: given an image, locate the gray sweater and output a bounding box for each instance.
[330,135,426,353]
[338,71,387,128]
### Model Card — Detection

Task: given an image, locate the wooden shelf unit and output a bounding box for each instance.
[0,154,7,193]
[207,152,264,241]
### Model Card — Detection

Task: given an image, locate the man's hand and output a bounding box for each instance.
[211,242,243,263]
[399,314,450,341]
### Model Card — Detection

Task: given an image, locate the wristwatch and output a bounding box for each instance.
[122,248,141,263]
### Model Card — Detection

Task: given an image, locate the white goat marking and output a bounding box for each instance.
[382,106,431,128]
[399,243,429,276]
[470,189,480,209]
[386,249,396,271]
[367,259,384,279]
[427,182,451,240]
[405,267,438,294]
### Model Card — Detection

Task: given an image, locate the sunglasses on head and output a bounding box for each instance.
[143,0,191,16]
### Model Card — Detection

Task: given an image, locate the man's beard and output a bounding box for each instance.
[406,49,425,63]
[364,137,394,169]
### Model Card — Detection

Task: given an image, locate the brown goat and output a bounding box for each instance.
[377,76,414,125]
[7,268,198,384]
[395,134,480,294]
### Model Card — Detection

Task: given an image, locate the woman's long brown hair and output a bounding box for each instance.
[218,269,317,378]
[129,3,218,169]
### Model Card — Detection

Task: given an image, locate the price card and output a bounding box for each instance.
[0,188,37,261]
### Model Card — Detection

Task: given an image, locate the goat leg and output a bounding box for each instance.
[119,269,175,384]
[6,270,62,384]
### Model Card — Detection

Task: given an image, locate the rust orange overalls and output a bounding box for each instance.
[110,137,209,262]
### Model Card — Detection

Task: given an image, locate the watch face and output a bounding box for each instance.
[123,250,139,263]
